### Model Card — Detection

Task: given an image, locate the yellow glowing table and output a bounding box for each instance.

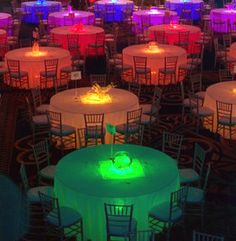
[50,87,140,143]
[122,44,187,85]
[5,47,71,88]
[203,81,236,139]
[54,144,180,241]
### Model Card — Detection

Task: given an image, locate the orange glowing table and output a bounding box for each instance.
[5,47,71,88]
[122,43,187,85]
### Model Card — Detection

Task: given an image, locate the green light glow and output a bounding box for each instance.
[99,158,145,180]
[113,151,132,170]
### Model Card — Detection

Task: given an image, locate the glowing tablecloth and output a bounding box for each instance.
[0,13,12,30]
[132,9,178,32]
[21,1,62,23]
[48,10,95,26]
[165,0,203,21]
[55,144,180,241]
[203,81,236,139]
[50,87,139,129]
[0,29,7,43]
[149,24,201,54]
[5,47,71,88]
[122,44,187,85]
[210,8,236,33]
[94,0,134,22]
[51,25,105,55]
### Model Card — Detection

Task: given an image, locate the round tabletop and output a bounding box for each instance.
[122,43,187,85]
[95,0,133,6]
[204,81,236,138]
[55,144,179,240]
[149,24,201,53]
[51,25,105,55]
[166,0,202,3]
[50,87,139,128]
[210,8,236,33]
[21,1,62,23]
[5,47,71,88]
[48,10,95,26]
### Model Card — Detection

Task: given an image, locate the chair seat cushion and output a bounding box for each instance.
[85,127,106,138]
[186,187,204,204]
[192,106,214,116]
[47,207,82,227]
[141,114,156,125]
[218,116,236,125]
[109,218,137,236]
[40,71,57,78]
[27,185,53,203]
[159,68,176,74]
[60,66,72,73]
[116,123,139,134]
[149,202,183,222]
[32,114,49,125]
[115,64,132,71]
[179,168,200,184]
[51,124,76,136]
[36,104,50,114]
[136,67,151,74]
[39,165,56,180]
[10,71,28,78]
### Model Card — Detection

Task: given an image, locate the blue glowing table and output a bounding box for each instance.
[55,144,180,241]
[21,1,62,24]
[165,0,203,21]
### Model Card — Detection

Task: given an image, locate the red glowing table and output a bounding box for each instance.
[5,47,71,88]
[51,25,105,56]
[122,44,187,85]
[149,24,201,54]
[48,10,95,27]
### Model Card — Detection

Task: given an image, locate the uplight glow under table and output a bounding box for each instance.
[122,43,187,85]
[55,144,180,241]
[203,81,236,139]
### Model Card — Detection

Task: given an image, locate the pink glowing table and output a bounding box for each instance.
[203,81,236,139]
[122,44,187,85]
[50,25,105,55]
[5,47,71,88]
[48,10,95,27]
[0,13,12,30]
[210,8,236,33]
[132,9,178,32]
[149,24,201,54]
[0,29,7,58]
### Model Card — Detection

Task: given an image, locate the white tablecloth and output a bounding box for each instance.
[5,47,71,88]
[122,43,187,85]
[203,81,236,139]
[48,10,95,26]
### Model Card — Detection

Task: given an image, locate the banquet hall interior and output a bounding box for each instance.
[0,0,236,240]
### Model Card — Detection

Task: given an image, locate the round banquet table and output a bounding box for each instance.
[122,44,187,85]
[149,24,201,54]
[0,29,7,43]
[165,0,203,21]
[132,9,178,32]
[48,10,95,27]
[55,144,180,241]
[203,81,236,139]
[21,1,62,24]
[94,0,134,22]
[0,12,12,30]
[5,47,71,88]
[210,8,236,33]
[51,25,105,55]
[50,87,139,133]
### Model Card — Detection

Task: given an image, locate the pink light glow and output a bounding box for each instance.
[71,23,84,32]
[68,5,73,13]
[149,9,160,14]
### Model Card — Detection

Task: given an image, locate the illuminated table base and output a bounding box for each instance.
[55,144,180,241]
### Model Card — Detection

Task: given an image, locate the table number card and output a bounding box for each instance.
[71,71,81,80]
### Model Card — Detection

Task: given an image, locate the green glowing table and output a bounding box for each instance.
[55,144,180,241]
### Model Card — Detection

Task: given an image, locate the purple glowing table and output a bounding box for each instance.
[21,1,62,24]
[0,13,12,31]
[210,8,236,33]
[48,10,95,27]
[132,9,178,32]
[94,0,134,22]
[165,0,203,21]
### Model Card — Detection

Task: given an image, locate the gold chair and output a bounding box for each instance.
[133,56,151,85]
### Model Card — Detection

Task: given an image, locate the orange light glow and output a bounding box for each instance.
[145,42,163,53]
[26,42,48,57]
[232,88,236,94]
[80,83,115,104]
